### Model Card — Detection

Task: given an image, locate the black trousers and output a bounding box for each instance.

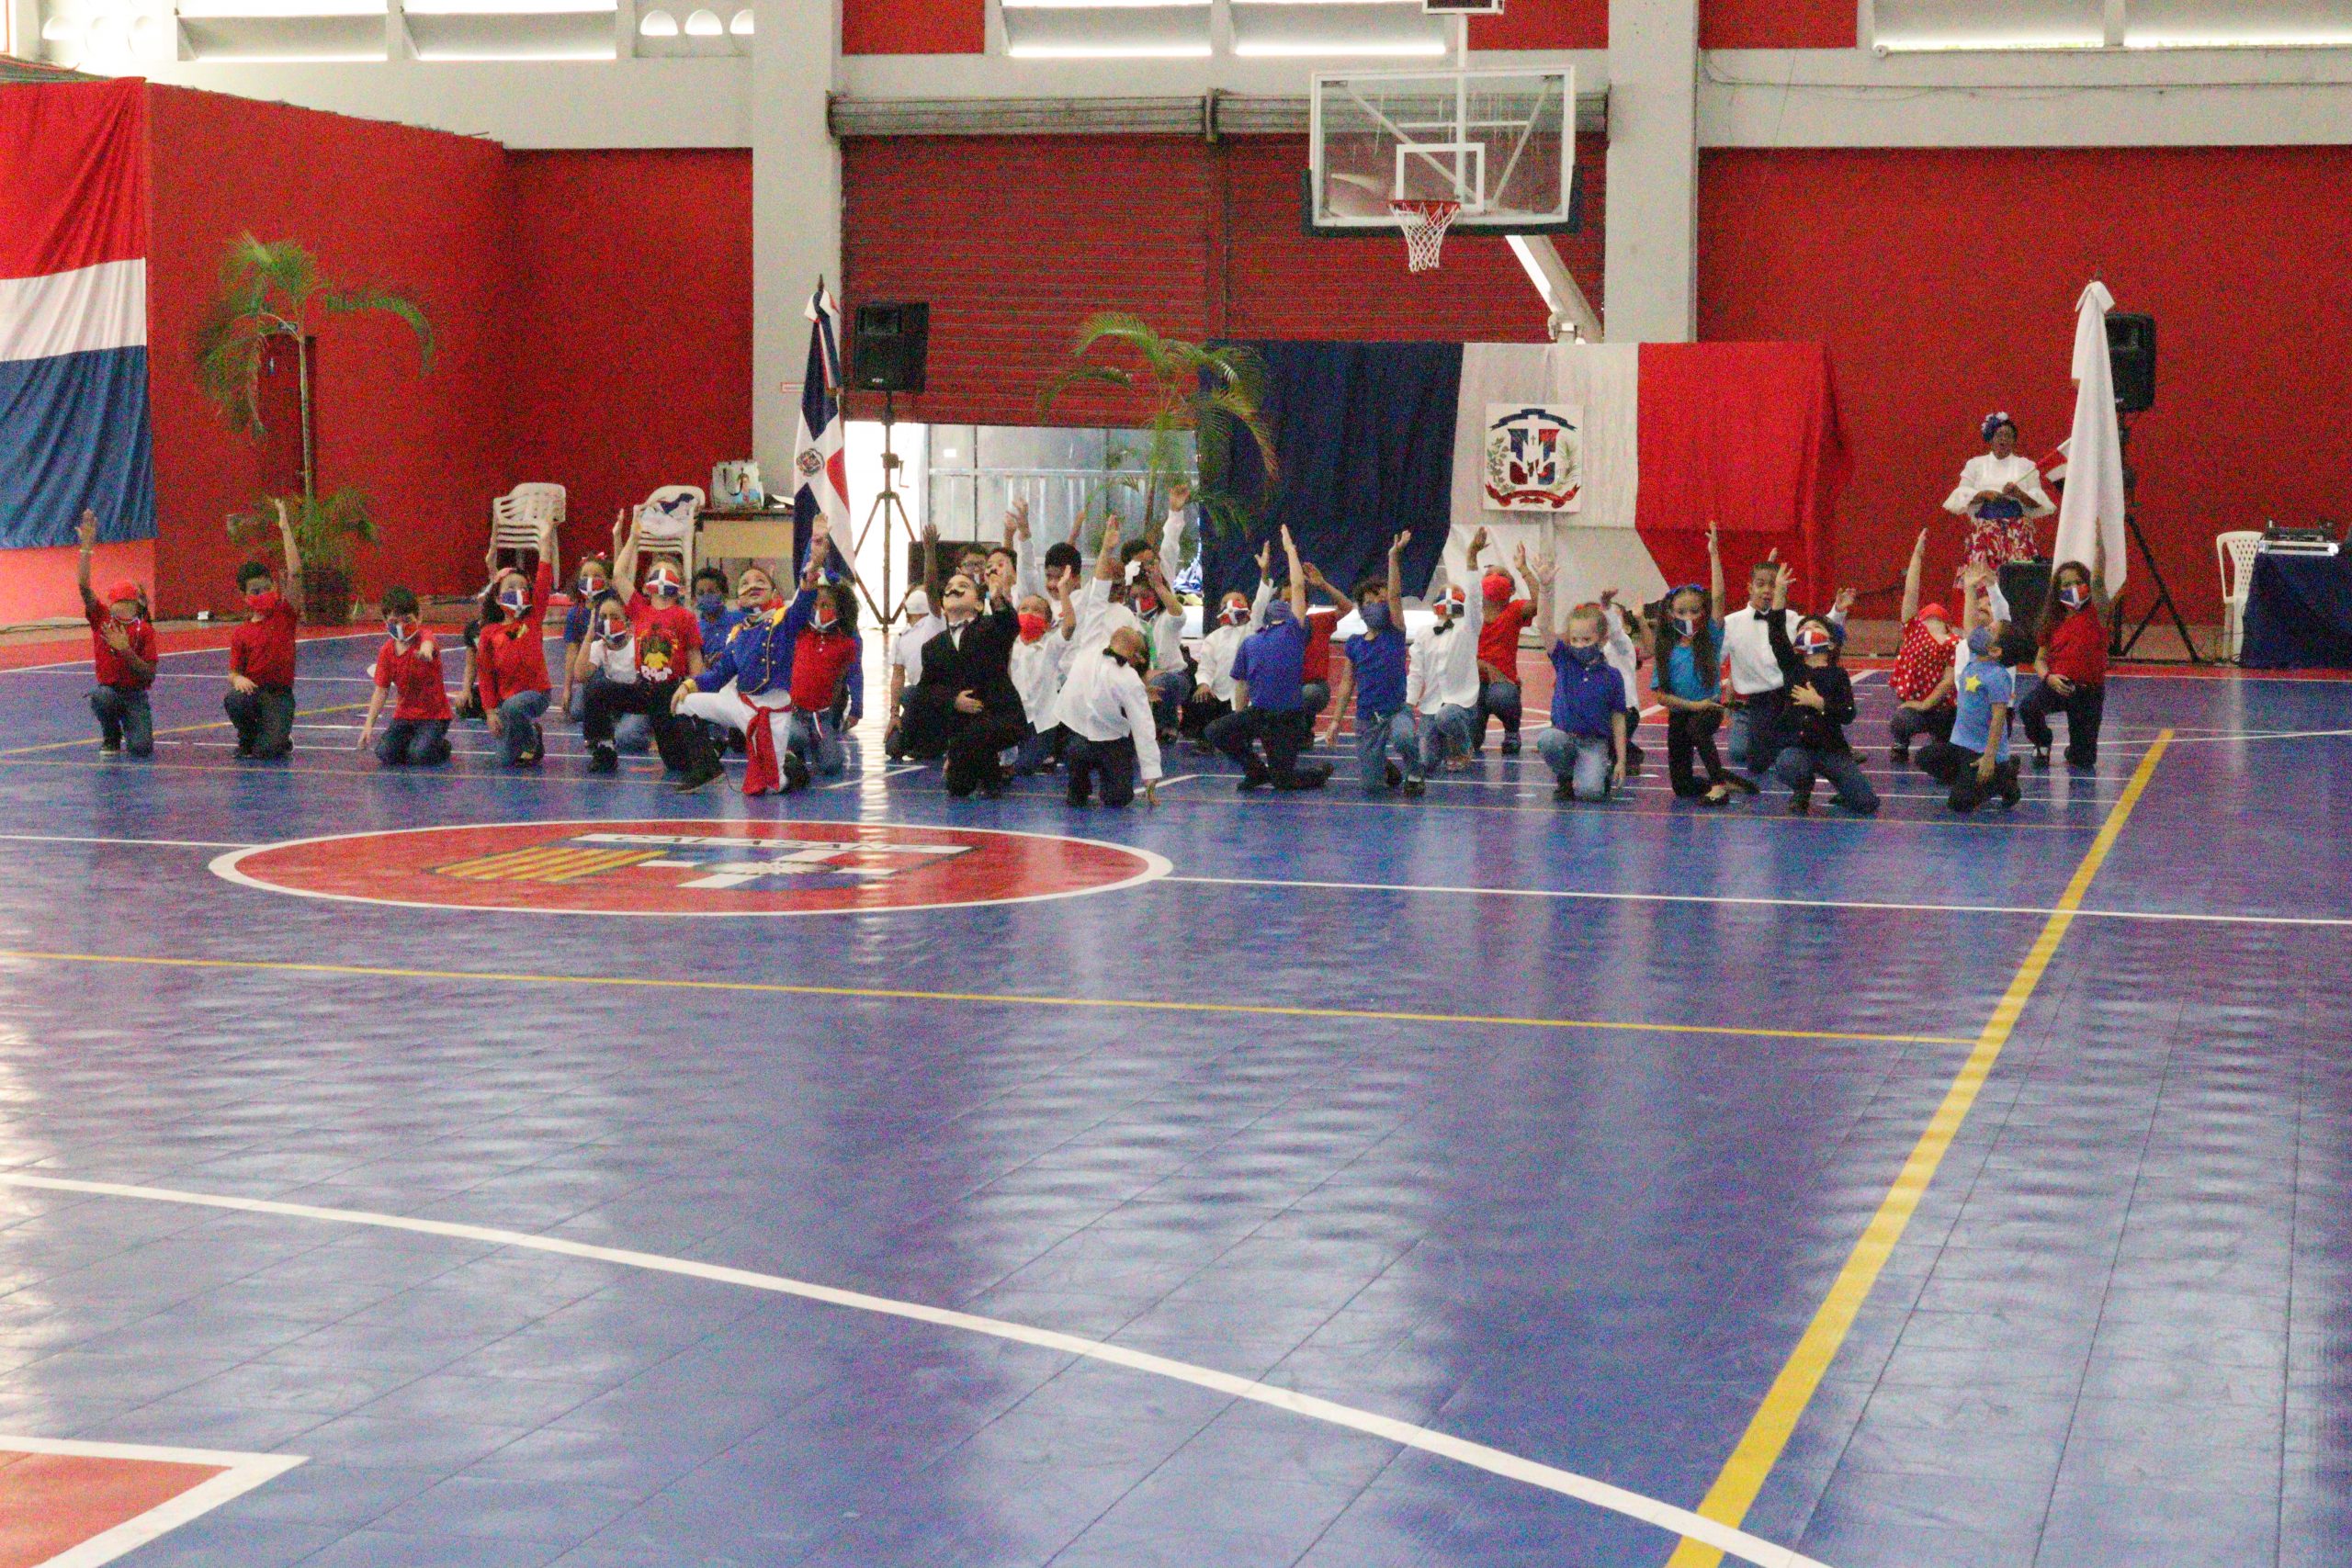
[903,691,1024,795]
[1205,706,1317,784]
[1917,739,2022,812]
[2017,679,2105,766]
[1180,691,1231,739]
[1889,704,1955,751]
[582,677,708,772]
[1065,734,1138,807]
[1665,706,1728,797]
[224,684,296,757]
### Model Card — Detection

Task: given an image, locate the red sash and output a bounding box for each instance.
[741,700,792,795]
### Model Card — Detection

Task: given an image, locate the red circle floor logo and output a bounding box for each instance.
[211,819,1169,917]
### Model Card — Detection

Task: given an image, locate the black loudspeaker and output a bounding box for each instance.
[2107,311,2156,414]
[851,301,930,394]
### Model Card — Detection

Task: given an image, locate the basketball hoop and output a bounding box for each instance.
[1390,198,1461,273]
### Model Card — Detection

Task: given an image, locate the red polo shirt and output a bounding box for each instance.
[1478,598,1535,671]
[2043,605,2109,686]
[374,637,453,722]
[1301,607,1339,683]
[85,601,157,691]
[790,626,861,710]
[475,561,555,708]
[230,593,300,688]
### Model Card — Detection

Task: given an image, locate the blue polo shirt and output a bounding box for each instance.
[1951,657,2016,759]
[561,600,594,649]
[1346,626,1408,716]
[1233,616,1309,713]
[1549,646,1627,738]
[699,605,743,653]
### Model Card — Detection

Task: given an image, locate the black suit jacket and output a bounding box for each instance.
[910,604,1022,719]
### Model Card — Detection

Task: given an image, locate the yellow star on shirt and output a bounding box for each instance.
[1964,673,1985,693]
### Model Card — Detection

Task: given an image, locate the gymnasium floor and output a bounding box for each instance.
[0,627,2345,1568]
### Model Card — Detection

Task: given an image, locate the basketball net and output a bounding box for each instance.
[1389,198,1461,273]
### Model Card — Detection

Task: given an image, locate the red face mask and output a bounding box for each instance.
[1017,611,1049,641]
[245,590,277,612]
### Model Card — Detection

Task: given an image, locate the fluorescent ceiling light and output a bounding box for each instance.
[179,0,385,16]
[2127,32,2352,48]
[1234,37,1447,54]
[407,0,617,13]
[1873,36,2105,51]
[413,46,618,56]
[188,50,388,58]
[1001,0,1208,7]
[1005,41,1212,55]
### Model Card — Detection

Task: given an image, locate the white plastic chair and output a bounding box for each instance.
[634,484,706,582]
[491,483,565,565]
[2214,529,2262,661]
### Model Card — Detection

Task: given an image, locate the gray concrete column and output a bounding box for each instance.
[1602,0,1699,342]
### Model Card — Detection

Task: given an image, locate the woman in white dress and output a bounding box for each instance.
[1943,412,2053,573]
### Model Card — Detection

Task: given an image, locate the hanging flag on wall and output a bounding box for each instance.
[792,280,851,570]
[0,78,155,550]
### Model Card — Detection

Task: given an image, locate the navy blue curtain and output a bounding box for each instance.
[1199,342,1461,611]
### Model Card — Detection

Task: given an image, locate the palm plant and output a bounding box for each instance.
[1038,313,1278,544]
[193,234,434,506]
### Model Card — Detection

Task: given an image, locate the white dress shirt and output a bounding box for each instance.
[1193,582,1274,703]
[1010,633,1063,728]
[1056,649,1164,781]
[1407,584,1485,715]
[1943,454,2054,519]
[1603,602,1640,713]
[1722,604,1851,697]
[891,613,943,688]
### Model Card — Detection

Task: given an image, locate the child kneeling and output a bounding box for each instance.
[357,588,453,765]
[1917,622,2024,813]
[1529,575,1627,803]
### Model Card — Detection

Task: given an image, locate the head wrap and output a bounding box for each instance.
[1981,411,2018,444]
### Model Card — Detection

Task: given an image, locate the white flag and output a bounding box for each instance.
[2054,282,2128,592]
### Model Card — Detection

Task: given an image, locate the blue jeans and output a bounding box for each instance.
[786,709,846,777]
[1419,704,1476,772]
[89,686,153,755]
[224,684,297,758]
[1770,746,1880,813]
[1727,697,1787,775]
[1536,727,1615,798]
[377,718,451,766]
[1477,678,1522,750]
[495,689,549,765]
[1354,706,1420,792]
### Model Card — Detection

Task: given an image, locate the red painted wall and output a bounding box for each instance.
[145,85,513,618]
[507,150,753,571]
[1471,0,1607,51]
[1699,146,2352,622]
[1700,0,1856,50]
[843,0,982,52]
[842,134,1594,426]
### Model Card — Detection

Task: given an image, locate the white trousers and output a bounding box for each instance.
[676,686,787,733]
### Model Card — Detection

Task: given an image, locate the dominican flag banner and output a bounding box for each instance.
[1450,342,1848,618]
[0,79,154,550]
[792,280,851,569]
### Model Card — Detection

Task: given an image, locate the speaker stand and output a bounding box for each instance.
[2109,414,2203,662]
[849,389,922,632]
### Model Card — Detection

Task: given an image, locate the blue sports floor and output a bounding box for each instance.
[0,628,2346,1568]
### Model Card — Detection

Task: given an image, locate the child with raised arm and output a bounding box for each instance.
[556,516,621,722]
[474,513,559,768]
[1719,548,1845,788]
[1526,553,1627,802]
[1186,539,1276,740]
[1058,626,1163,809]
[74,511,156,757]
[1408,525,1491,773]
[1474,547,1538,755]
[785,554,863,782]
[1205,525,1331,792]
[356,587,453,766]
[1917,581,2025,813]
[225,499,302,761]
[1759,562,1878,816]
[2019,537,2110,770]
[1648,525,1733,805]
[1888,527,1961,763]
[1327,530,1421,795]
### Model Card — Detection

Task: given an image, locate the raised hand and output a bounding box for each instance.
[1706,520,1720,556]
[1525,549,1557,585]
[1911,527,1930,561]
[77,510,99,551]
[1169,481,1192,511]
[1832,586,1857,615]
[1255,539,1272,575]
[99,620,130,651]
[1466,525,1490,560]
[1390,530,1411,558]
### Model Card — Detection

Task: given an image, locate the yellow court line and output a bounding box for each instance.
[0,947,1970,1048]
[1662,728,2173,1568]
[0,702,368,757]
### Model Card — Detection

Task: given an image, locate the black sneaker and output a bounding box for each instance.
[782,752,811,793]
[1789,788,1813,816]
[588,742,618,774]
[2031,745,2052,769]
[1553,779,1576,801]
[673,757,726,793]
[1500,737,1521,757]
[1889,742,1910,763]
[1726,773,1760,795]
[1237,773,1269,793]
[1402,775,1426,797]
[99,739,121,754]
[1385,762,1403,790]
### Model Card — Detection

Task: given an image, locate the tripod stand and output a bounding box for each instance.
[849,389,922,632]
[2109,413,2202,662]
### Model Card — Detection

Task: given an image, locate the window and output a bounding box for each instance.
[927,424,1195,556]
[1871,0,2352,51]
[1002,0,1451,61]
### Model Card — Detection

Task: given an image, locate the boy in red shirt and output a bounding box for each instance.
[74,511,158,757]
[1888,528,1960,762]
[2021,540,2111,770]
[225,500,302,760]
[356,586,453,765]
[475,513,559,767]
[1476,558,1537,755]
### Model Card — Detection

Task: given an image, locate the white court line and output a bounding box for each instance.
[823,764,924,789]
[0,1170,1833,1568]
[0,1432,305,1567]
[1160,872,2352,929]
[0,629,382,677]
[0,831,252,850]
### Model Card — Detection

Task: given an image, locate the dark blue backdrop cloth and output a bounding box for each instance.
[1199,342,1461,611]
[2242,551,2352,670]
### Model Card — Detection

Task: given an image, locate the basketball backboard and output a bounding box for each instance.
[1306,67,1575,234]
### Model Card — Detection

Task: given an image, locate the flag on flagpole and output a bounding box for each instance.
[792,280,851,570]
[2054,281,2128,592]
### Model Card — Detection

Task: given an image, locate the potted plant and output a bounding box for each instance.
[193,234,432,609]
[1038,313,1279,546]
[227,489,378,624]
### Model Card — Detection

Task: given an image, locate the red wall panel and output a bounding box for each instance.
[1699,146,2352,621]
[145,85,514,617]
[842,134,1597,425]
[507,150,753,572]
[843,0,984,54]
[1470,0,1607,51]
[1700,0,1856,50]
